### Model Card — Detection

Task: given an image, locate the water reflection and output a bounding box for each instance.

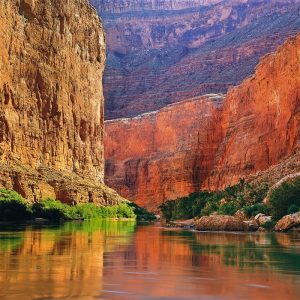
[0,222,299,299]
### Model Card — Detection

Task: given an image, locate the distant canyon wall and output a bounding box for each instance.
[93,0,223,13]
[104,34,300,210]
[0,0,123,204]
[93,0,300,119]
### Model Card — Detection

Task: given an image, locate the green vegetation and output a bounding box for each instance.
[0,189,32,221]
[160,177,300,222]
[127,202,156,221]
[0,190,154,222]
[159,180,270,221]
[243,203,271,218]
[269,177,300,219]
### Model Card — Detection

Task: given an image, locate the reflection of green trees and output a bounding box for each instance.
[0,235,24,252]
[0,220,137,254]
[161,230,300,273]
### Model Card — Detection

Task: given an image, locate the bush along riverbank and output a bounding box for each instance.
[0,189,155,222]
[159,177,300,232]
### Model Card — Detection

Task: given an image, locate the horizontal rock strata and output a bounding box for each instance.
[105,34,300,210]
[0,0,123,204]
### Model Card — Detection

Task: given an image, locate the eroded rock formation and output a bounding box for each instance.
[92,0,300,118]
[0,0,123,204]
[105,33,300,210]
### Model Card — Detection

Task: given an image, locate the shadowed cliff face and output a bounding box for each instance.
[0,0,124,205]
[92,0,300,119]
[104,34,300,210]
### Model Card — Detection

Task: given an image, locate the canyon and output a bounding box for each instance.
[0,0,123,205]
[93,0,300,119]
[105,33,300,211]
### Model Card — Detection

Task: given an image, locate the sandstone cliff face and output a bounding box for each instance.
[204,33,300,189]
[0,0,123,204]
[104,34,300,210]
[105,95,223,211]
[94,0,300,118]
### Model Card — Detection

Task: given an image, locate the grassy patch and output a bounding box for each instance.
[0,190,152,222]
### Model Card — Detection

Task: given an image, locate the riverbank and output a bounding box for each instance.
[166,211,300,233]
[0,189,155,222]
[160,177,300,233]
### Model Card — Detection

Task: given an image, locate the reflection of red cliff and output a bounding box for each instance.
[105,34,300,210]
[103,226,300,300]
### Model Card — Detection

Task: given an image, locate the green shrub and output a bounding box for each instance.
[32,198,80,220]
[110,202,136,219]
[261,220,276,230]
[242,183,269,206]
[33,199,136,220]
[269,177,300,219]
[127,202,156,221]
[218,201,239,216]
[159,200,176,221]
[243,203,271,218]
[287,204,300,215]
[0,189,32,221]
[201,200,219,216]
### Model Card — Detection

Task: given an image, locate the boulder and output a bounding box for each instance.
[172,219,196,229]
[244,220,259,231]
[234,209,248,221]
[274,212,300,232]
[195,215,248,231]
[254,213,272,226]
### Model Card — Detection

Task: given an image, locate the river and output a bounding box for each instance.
[0,220,299,299]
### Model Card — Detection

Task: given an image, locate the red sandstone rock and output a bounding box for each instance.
[205,34,300,189]
[195,215,248,231]
[274,212,300,232]
[105,95,223,211]
[105,34,300,211]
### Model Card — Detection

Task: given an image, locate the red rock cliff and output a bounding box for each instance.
[104,33,300,210]
[205,34,300,189]
[105,95,223,211]
[0,0,123,204]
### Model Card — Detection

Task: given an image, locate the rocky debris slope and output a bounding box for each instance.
[0,0,123,204]
[92,0,300,118]
[105,33,300,210]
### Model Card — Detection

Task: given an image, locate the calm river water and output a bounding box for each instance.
[0,220,300,300]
